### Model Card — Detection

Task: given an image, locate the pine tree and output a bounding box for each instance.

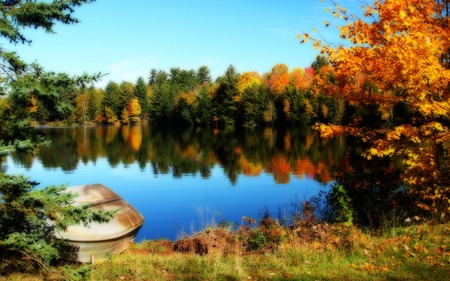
[103,81,121,116]
[0,0,114,269]
[134,77,148,115]
[214,65,240,126]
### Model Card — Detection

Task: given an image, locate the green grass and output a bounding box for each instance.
[1,222,449,281]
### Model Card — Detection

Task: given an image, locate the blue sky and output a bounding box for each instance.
[8,0,359,88]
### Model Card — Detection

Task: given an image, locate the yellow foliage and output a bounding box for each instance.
[238,72,261,94]
[127,98,141,117]
[304,0,450,218]
[178,91,197,107]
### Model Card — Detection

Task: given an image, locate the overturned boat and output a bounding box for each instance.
[55,184,144,262]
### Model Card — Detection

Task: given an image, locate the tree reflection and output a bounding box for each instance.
[10,125,347,184]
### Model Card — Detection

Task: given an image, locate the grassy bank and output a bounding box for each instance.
[1,221,449,281]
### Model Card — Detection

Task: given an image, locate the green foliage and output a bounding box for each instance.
[0,62,364,129]
[149,69,168,86]
[103,81,121,116]
[176,97,194,126]
[0,0,116,274]
[149,83,176,123]
[121,106,129,124]
[0,0,96,44]
[0,0,97,93]
[247,229,269,251]
[197,65,212,84]
[0,174,114,266]
[134,77,148,115]
[104,106,118,124]
[118,81,134,115]
[285,86,309,124]
[194,87,213,125]
[241,83,265,126]
[63,222,450,281]
[331,185,354,227]
[214,65,239,126]
[311,55,329,73]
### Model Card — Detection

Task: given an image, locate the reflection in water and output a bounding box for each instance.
[10,125,347,185]
[6,125,352,240]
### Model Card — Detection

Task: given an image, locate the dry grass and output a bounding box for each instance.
[1,222,449,281]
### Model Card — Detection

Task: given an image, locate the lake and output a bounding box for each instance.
[2,125,347,241]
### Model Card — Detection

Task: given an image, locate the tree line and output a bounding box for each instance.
[1,58,345,128]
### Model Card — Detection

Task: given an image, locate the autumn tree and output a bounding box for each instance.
[104,106,118,125]
[127,97,142,123]
[74,92,89,124]
[290,67,314,91]
[238,71,262,94]
[304,0,450,219]
[87,86,103,121]
[121,106,129,124]
[266,64,290,96]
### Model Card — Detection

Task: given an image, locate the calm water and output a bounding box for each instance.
[3,125,347,241]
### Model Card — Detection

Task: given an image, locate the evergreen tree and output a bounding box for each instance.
[285,86,308,124]
[0,0,113,270]
[241,84,265,126]
[177,69,198,91]
[134,77,148,115]
[197,65,212,84]
[118,81,134,115]
[195,86,213,125]
[169,67,181,84]
[121,106,129,124]
[149,83,175,123]
[155,70,168,86]
[311,55,329,73]
[149,68,158,85]
[214,65,240,126]
[103,81,121,116]
[87,86,103,121]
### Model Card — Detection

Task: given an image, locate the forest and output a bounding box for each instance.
[0,59,337,128]
[0,0,449,278]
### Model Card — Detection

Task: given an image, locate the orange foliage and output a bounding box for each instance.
[239,156,263,176]
[290,67,314,90]
[293,158,316,179]
[121,125,130,141]
[304,0,450,218]
[181,145,199,159]
[293,158,333,183]
[128,126,142,151]
[284,130,291,151]
[270,155,291,184]
[267,63,290,95]
[29,95,38,114]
